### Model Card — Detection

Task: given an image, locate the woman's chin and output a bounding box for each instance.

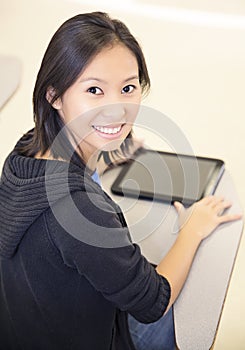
[100,139,124,152]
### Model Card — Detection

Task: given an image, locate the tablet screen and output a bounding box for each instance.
[111,149,224,205]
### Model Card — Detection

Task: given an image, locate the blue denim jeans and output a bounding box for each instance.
[128,307,176,350]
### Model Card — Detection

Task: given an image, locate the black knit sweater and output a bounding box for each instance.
[0,140,171,350]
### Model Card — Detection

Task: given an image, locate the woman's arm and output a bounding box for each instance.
[156,196,242,312]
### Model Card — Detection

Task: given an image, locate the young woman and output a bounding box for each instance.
[0,12,242,350]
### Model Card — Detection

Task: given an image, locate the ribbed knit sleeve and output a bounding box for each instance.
[46,189,171,324]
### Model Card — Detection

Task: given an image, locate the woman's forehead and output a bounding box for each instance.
[78,44,139,80]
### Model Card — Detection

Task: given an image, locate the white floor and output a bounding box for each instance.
[0,0,244,348]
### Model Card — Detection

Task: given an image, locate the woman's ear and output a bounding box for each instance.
[46,86,62,110]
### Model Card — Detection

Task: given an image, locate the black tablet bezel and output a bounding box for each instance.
[110,149,225,205]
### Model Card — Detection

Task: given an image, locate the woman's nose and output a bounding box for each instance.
[101,103,126,122]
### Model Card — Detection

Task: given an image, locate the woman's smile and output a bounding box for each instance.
[92,123,125,138]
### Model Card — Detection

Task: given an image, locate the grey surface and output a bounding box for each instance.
[101,168,243,350]
[0,55,21,109]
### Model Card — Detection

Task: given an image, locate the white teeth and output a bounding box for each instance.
[93,125,121,134]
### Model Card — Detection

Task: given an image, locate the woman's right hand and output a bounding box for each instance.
[157,196,242,312]
[174,196,242,242]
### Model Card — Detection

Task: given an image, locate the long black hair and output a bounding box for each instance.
[17,12,150,166]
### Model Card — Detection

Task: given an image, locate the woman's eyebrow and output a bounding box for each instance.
[123,75,139,82]
[79,75,139,84]
[79,77,105,84]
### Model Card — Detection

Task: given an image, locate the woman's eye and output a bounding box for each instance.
[87,87,103,95]
[122,85,135,94]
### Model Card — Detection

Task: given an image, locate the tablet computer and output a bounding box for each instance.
[111,149,225,206]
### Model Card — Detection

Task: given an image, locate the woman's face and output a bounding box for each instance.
[53,43,142,164]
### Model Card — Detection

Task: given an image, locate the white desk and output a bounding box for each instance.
[101,168,243,350]
[0,55,21,109]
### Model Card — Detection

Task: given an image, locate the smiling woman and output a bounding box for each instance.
[0,11,242,350]
[15,12,150,171]
[48,43,141,167]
